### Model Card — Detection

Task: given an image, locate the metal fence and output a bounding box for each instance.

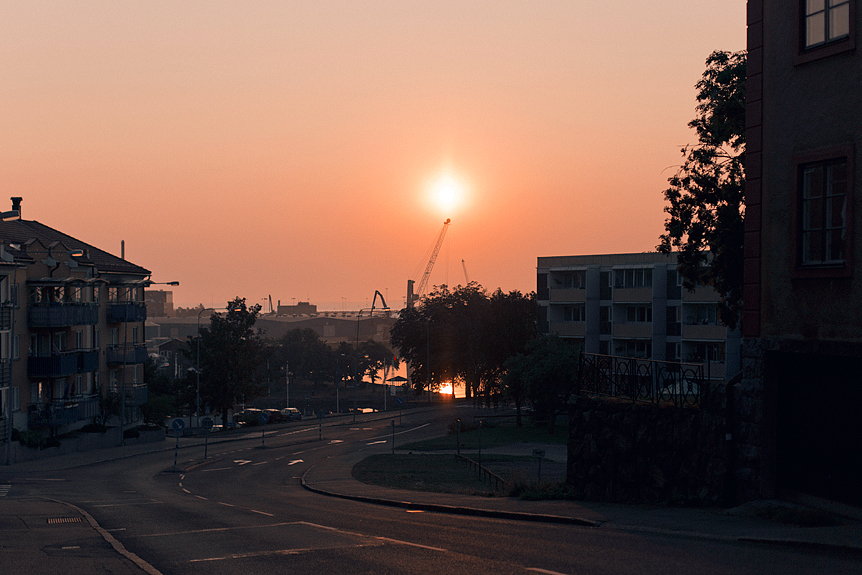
[579,353,707,408]
[28,396,100,428]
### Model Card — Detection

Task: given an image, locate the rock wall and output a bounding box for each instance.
[566,392,731,505]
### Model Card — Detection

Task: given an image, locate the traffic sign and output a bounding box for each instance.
[395,397,404,407]
[172,418,185,432]
[258,411,269,424]
[201,417,214,430]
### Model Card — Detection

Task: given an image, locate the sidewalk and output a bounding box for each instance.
[302,443,862,553]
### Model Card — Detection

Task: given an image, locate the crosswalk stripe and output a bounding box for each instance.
[0,484,11,497]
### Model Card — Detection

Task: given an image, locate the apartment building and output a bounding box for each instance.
[0,198,151,444]
[537,252,740,380]
[743,1,861,507]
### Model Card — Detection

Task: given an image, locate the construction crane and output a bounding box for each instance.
[407,218,450,308]
[461,259,469,284]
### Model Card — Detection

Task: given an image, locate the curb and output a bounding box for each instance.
[300,463,599,527]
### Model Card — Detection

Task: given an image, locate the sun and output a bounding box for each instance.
[430,173,465,214]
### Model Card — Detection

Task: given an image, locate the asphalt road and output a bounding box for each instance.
[5,406,861,574]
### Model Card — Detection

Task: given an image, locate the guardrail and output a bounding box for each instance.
[455,454,508,491]
[579,353,707,408]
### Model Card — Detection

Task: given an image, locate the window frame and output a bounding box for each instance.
[791,144,855,278]
[797,0,856,64]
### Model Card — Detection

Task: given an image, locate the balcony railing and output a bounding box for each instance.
[28,396,100,428]
[106,344,148,365]
[28,303,98,327]
[124,384,148,406]
[0,359,9,387]
[107,302,147,323]
[28,350,99,378]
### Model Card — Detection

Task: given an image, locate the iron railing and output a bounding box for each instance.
[28,350,99,378]
[107,302,147,323]
[28,396,100,428]
[579,353,707,407]
[28,303,98,327]
[124,384,148,406]
[106,344,148,365]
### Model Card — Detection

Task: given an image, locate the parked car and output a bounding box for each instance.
[264,409,283,423]
[280,407,302,421]
[237,408,264,426]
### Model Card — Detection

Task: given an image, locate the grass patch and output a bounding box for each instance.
[399,419,568,452]
[353,454,501,496]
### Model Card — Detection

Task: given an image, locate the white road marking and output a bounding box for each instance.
[195,496,207,500]
[366,440,386,445]
[24,478,67,481]
[182,488,191,494]
[234,460,251,465]
[189,544,376,563]
[61,546,81,550]
[374,537,447,552]
[406,510,424,513]
[0,484,10,497]
[287,459,304,466]
[92,501,163,508]
[526,569,572,575]
[251,510,274,517]
[328,440,343,444]
[201,467,232,472]
[218,502,234,507]
[252,461,267,466]
[136,522,292,538]
[106,528,127,532]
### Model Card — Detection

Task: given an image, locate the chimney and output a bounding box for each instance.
[121,240,125,260]
[10,197,22,218]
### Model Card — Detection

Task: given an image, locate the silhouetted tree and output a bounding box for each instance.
[659,50,746,329]
[192,298,266,425]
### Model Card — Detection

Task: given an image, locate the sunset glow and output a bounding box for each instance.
[0,2,747,309]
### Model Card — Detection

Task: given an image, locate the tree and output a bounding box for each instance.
[390,283,536,403]
[503,335,579,433]
[192,298,266,425]
[270,328,336,386]
[658,50,746,329]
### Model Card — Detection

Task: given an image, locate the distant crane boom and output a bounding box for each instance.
[461,259,469,284]
[408,218,450,307]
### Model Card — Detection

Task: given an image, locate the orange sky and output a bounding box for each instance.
[1,1,747,310]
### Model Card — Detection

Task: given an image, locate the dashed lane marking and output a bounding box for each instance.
[0,484,10,497]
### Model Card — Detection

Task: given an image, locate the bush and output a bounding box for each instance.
[17,430,49,450]
[123,428,140,439]
[447,420,479,435]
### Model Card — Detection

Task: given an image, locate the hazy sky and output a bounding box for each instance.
[2,1,746,310]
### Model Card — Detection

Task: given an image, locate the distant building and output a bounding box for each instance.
[743,1,862,507]
[276,301,317,315]
[145,289,174,317]
[537,252,739,380]
[0,197,151,445]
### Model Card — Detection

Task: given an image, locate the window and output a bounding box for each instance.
[626,305,652,323]
[805,0,851,48]
[793,146,854,276]
[13,335,19,360]
[564,305,586,322]
[54,332,67,352]
[687,304,718,325]
[76,331,83,350]
[109,369,119,393]
[109,328,119,346]
[557,270,586,289]
[800,159,847,265]
[615,268,652,288]
[132,326,139,343]
[95,329,100,349]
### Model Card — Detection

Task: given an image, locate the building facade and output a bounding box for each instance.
[537,253,739,380]
[0,198,151,446]
[743,2,862,507]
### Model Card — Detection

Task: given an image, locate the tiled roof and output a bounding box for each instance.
[0,219,150,276]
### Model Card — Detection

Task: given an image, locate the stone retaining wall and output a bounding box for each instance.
[566,393,731,505]
[6,428,165,464]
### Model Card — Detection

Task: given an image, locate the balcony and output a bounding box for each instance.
[613,323,653,339]
[107,302,147,323]
[0,359,9,386]
[549,288,586,303]
[124,384,148,406]
[682,323,726,341]
[28,396,99,428]
[613,287,653,303]
[28,350,99,378]
[28,303,98,327]
[549,321,586,337]
[107,344,148,365]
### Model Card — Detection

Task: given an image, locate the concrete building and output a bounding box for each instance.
[0,198,151,444]
[537,252,740,380]
[743,1,862,507]
[145,289,174,317]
